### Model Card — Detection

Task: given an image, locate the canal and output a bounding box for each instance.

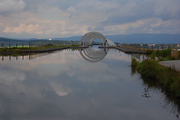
[0,49,179,120]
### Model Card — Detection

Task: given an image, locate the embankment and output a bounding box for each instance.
[131,58,180,98]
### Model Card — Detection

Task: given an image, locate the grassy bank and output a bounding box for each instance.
[0,44,80,55]
[131,58,180,98]
[146,49,180,60]
[122,45,180,60]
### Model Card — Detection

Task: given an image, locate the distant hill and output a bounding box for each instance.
[0,37,78,47]
[52,36,82,41]
[0,37,22,42]
[0,33,180,44]
[105,34,180,44]
[53,33,180,44]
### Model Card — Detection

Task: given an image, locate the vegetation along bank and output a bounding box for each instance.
[131,49,180,99]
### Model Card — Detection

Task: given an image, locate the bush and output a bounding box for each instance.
[147,49,175,61]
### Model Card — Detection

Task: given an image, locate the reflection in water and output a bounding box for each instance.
[1,55,27,61]
[131,56,180,119]
[142,77,180,119]
[0,50,179,120]
[0,49,65,61]
[142,87,151,98]
[0,47,109,63]
[79,46,108,62]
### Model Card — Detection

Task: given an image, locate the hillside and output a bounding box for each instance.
[52,33,180,44]
[0,37,23,42]
[0,33,180,44]
[105,34,180,44]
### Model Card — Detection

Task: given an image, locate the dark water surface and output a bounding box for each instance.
[0,50,179,120]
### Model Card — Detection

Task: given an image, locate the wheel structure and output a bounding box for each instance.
[79,32,109,62]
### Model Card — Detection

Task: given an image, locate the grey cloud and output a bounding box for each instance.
[23,0,81,11]
[0,0,180,38]
[153,0,180,20]
[0,0,26,14]
[103,0,180,25]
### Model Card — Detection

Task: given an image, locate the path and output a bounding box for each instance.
[159,60,180,72]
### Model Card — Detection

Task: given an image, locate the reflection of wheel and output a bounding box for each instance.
[80,47,108,63]
[79,32,109,62]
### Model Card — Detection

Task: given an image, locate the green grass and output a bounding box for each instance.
[0,44,81,56]
[146,49,180,60]
[0,44,73,52]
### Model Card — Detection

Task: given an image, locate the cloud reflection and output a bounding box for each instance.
[0,69,26,82]
[0,50,177,120]
[50,82,72,96]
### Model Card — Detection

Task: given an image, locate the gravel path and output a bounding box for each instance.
[159,60,180,72]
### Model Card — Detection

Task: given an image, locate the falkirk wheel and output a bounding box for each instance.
[79,32,109,46]
[79,32,116,63]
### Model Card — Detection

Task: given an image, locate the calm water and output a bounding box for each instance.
[0,49,179,120]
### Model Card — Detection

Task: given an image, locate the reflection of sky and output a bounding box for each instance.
[0,50,178,120]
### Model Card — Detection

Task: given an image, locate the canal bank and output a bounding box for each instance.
[99,46,147,54]
[131,58,180,99]
[0,46,90,55]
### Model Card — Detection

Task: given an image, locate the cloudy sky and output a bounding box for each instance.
[0,0,180,39]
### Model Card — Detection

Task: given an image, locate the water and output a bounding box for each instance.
[0,49,179,120]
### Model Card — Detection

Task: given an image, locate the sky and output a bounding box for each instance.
[0,0,180,39]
